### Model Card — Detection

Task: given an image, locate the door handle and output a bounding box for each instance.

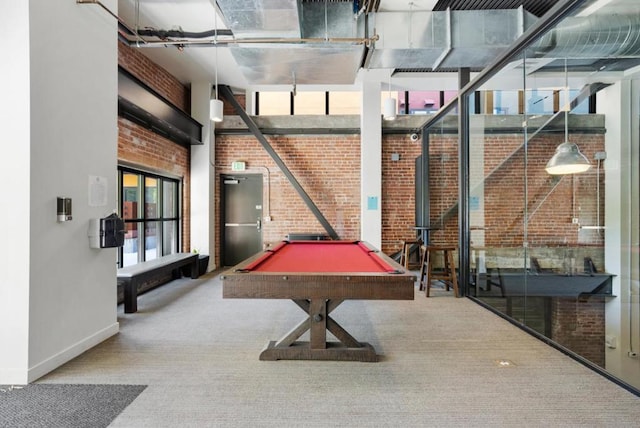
[256,219,262,231]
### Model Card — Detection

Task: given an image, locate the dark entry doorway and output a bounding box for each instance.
[221,174,263,266]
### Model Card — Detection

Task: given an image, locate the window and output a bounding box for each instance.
[118,167,181,267]
[293,91,326,115]
[257,92,291,115]
[328,91,360,114]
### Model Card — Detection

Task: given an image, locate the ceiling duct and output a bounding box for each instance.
[529,14,640,59]
[219,0,367,85]
[367,8,538,70]
[216,0,302,39]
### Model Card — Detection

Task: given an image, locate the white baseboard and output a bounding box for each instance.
[27,322,120,383]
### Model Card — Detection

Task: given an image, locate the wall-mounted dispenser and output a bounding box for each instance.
[57,197,72,222]
[88,213,125,249]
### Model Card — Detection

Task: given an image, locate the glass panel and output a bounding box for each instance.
[443,90,458,106]
[122,222,141,267]
[407,90,441,114]
[328,91,360,114]
[462,0,640,392]
[163,180,177,218]
[145,221,160,261]
[122,172,140,220]
[145,177,159,219]
[293,91,325,115]
[427,109,459,248]
[163,220,178,255]
[258,92,290,115]
[492,90,520,115]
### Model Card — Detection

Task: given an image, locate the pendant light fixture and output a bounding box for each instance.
[383,69,397,121]
[210,6,223,123]
[545,60,590,175]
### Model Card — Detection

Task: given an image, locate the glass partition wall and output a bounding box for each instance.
[424,0,640,393]
[470,56,609,354]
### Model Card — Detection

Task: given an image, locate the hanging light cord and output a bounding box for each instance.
[564,58,569,142]
[214,4,219,100]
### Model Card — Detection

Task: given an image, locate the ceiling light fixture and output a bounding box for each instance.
[210,6,223,123]
[383,69,397,121]
[545,60,590,175]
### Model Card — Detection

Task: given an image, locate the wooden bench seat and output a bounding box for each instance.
[117,253,199,313]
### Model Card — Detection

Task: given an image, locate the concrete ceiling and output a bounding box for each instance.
[114,0,640,93]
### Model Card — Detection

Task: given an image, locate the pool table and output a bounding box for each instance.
[221,240,416,362]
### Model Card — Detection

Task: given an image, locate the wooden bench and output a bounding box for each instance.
[117,253,199,313]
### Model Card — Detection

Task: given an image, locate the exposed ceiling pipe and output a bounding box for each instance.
[134,28,234,39]
[77,0,149,45]
[119,35,377,48]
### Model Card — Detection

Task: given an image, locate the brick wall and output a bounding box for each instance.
[423,132,605,254]
[215,130,605,264]
[551,297,605,367]
[118,41,190,112]
[117,42,191,252]
[117,118,191,252]
[382,134,423,255]
[215,134,361,266]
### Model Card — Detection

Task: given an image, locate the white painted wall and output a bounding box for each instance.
[600,80,640,390]
[0,1,31,384]
[190,82,215,271]
[360,80,383,248]
[0,0,119,384]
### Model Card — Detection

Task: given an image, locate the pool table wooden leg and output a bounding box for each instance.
[259,298,377,362]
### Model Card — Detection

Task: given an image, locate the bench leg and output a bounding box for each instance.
[190,257,200,279]
[123,280,138,313]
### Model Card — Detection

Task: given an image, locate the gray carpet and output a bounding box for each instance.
[35,273,640,427]
[0,384,146,427]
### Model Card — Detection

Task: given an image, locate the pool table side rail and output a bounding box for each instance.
[222,272,416,300]
[221,244,416,300]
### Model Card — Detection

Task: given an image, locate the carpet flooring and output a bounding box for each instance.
[0,384,146,427]
[33,272,640,427]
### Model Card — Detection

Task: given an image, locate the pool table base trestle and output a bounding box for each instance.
[258,298,378,362]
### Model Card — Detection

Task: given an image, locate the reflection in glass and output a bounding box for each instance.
[163,180,176,218]
[145,221,160,261]
[145,177,159,219]
[122,222,140,267]
[122,173,139,220]
[163,221,177,255]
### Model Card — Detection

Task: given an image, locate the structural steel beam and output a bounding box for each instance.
[218,85,339,240]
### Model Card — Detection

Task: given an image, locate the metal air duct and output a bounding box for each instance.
[530,14,640,59]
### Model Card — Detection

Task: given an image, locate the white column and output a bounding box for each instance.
[190,82,216,271]
[360,81,382,249]
[0,0,31,384]
[600,80,640,390]
[0,0,119,384]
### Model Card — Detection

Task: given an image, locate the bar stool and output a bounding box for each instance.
[418,245,459,297]
[399,239,423,270]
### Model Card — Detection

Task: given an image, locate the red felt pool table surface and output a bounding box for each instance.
[241,240,399,273]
